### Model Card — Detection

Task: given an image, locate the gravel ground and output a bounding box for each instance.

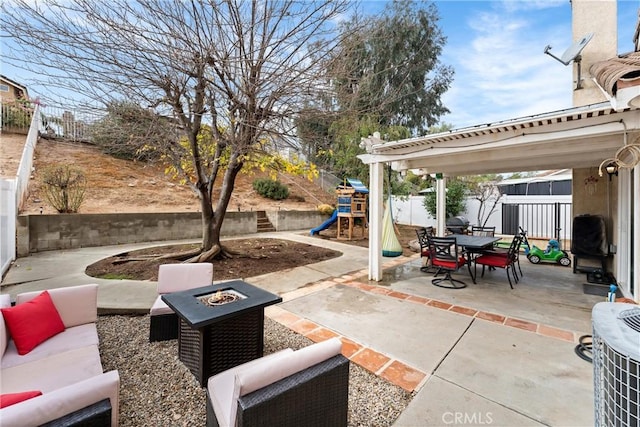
[97,315,414,426]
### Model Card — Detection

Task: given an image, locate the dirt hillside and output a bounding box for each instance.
[2,134,336,215]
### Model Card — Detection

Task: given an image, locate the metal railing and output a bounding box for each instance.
[502,202,573,250]
[39,104,104,142]
[314,169,341,194]
[1,101,105,142]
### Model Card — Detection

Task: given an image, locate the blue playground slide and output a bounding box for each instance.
[310,210,338,235]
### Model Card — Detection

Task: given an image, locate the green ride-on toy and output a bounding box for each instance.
[519,227,571,267]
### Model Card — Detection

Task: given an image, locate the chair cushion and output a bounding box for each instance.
[149,296,173,316]
[0,391,42,408]
[0,370,120,427]
[237,338,342,396]
[0,294,12,359]
[432,256,466,270]
[1,345,103,393]
[207,349,293,427]
[1,323,99,370]
[15,284,98,328]
[476,255,509,268]
[1,291,65,355]
[157,263,213,294]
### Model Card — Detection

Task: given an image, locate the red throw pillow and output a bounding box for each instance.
[0,390,43,408]
[0,291,65,355]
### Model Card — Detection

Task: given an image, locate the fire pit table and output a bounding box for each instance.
[161,280,282,387]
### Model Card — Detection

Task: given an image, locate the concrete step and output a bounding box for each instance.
[257,211,275,232]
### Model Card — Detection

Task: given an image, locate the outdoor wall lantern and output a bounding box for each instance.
[605,163,618,181]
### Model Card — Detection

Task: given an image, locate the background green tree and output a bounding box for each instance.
[295,0,454,181]
[327,0,453,135]
[90,101,174,161]
[422,178,467,218]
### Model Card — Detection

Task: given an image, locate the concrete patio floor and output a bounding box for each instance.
[1,231,601,426]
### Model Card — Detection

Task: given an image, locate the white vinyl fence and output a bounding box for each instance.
[1,104,40,276]
[391,194,572,239]
[390,195,501,229]
[0,179,16,276]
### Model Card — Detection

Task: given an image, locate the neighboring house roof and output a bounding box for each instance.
[498,169,572,186]
[0,75,28,95]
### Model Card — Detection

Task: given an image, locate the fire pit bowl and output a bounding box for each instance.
[198,289,247,306]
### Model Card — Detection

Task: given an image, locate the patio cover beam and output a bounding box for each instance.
[358,104,640,284]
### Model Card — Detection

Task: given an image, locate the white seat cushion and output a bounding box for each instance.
[236,337,342,397]
[207,349,293,427]
[1,324,99,370]
[157,263,213,294]
[0,293,12,359]
[149,296,173,316]
[1,344,103,393]
[15,284,98,328]
[0,370,120,427]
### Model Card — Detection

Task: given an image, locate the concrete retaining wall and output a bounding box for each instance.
[16,210,328,255]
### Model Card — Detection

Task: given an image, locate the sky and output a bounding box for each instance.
[3,0,640,131]
[420,0,640,128]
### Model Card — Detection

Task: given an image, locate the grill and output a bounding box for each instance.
[571,214,609,273]
[446,216,469,234]
[571,214,608,256]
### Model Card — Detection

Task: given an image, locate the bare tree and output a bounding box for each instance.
[465,177,503,227]
[2,0,352,261]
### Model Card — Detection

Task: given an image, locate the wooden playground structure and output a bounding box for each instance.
[336,181,368,240]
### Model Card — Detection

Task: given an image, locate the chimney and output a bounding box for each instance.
[571,0,617,106]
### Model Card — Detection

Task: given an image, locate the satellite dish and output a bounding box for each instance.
[544,32,594,65]
[544,33,594,89]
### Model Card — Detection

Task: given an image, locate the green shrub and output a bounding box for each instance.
[317,203,335,215]
[41,164,86,213]
[252,178,289,200]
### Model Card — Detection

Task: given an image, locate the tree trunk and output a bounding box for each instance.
[197,190,222,261]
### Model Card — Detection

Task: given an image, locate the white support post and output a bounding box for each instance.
[615,169,630,293]
[368,162,384,281]
[436,174,446,236]
[634,167,639,300]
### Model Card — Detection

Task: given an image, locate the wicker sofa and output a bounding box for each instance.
[0,284,120,427]
[206,337,349,427]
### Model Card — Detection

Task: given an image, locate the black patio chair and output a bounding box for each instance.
[471,226,496,237]
[474,234,522,289]
[428,235,469,289]
[415,226,435,273]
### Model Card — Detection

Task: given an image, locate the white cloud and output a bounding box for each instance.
[440,2,574,128]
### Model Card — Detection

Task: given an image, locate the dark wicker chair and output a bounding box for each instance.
[41,399,112,427]
[206,338,349,427]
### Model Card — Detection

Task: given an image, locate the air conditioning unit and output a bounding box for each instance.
[592,302,640,427]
